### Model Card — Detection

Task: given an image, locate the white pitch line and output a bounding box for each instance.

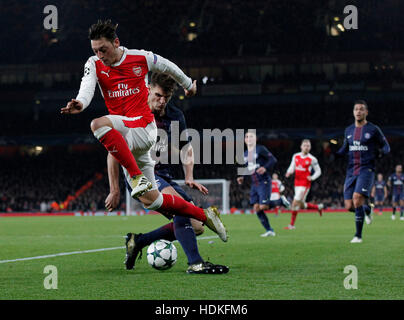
[0,235,219,264]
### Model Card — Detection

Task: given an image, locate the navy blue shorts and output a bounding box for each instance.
[250,180,272,205]
[344,169,375,200]
[155,174,193,203]
[392,193,404,203]
[374,194,385,202]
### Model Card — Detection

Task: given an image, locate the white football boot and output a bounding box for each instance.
[261,230,276,237]
[350,236,363,243]
[365,204,374,225]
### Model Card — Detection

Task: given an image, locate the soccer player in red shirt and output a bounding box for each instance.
[61,20,227,242]
[270,173,290,215]
[284,139,324,229]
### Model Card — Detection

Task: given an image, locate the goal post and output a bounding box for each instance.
[126,179,230,216]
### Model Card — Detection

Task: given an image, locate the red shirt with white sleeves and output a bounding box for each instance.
[75,47,193,121]
[286,152,321,188]
[270,179,285,201]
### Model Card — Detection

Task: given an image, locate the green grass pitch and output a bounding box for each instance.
[0,212,403,300]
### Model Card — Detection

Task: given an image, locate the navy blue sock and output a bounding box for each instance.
[136,222,176,248]
[355,206,365,238]
[173,216,203,265]
[363,204,371,216]
[256,210,272,231]
[401,208,404,217]
[392,207,396,215]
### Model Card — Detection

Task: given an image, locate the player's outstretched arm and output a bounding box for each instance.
[181,145,208,195]
[60,99,84,115]
[105,153,121,212]
[145,51,195,96]
[184,80,197,97]
[335,130,348,157]
[257,147,277,175]
[375,126,391,157]
[310,158,322,181]
[285,155,295,177]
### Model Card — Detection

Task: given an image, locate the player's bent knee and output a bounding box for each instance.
[259,205,269,211]
[90,117,113,133]
[344,200,354,212]
[191,219,204,235]
[293,200,303,210]
[140,190,163,209]
[352,193,365,208]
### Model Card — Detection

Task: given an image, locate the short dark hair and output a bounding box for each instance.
[89,19,118,42]
[150,73,178,95]
[354,99,368,110]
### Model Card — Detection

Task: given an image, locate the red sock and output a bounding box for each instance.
[99,128,142,177]
[306,203,319,210]
[158,194,207,222]
[291,211,298,226]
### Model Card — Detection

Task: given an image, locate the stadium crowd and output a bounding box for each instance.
[2,100,404,137]
[1,1,404,213]
[1,138,402,212]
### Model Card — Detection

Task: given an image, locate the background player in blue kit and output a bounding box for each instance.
[387,164,404,221]
[337,100,390,243]
[237,131,279,237]
[371,173,388,215]
[106,73,229,274]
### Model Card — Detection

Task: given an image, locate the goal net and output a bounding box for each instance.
[125,179,230,216]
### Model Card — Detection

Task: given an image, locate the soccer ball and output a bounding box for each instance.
[146,239,177,270]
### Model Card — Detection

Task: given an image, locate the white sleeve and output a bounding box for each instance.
[279,182,285,193]
[286,155,296,175]
[75,58,97,110]
[142,50,193,90]
[310,157,322,181]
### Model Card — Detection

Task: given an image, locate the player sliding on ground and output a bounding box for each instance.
[61,20,228,248]
[336,100,390,243]
[106,73,229,274]
[284,139,323,230]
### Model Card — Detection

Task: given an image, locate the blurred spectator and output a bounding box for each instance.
[1,138,400,212]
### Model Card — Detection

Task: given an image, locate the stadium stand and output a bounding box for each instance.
[1,1,404,212]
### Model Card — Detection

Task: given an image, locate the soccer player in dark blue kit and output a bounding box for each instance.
[371,173,388,215]
[387,164,404,221]
[106,73,229,274]
[336,100,390,243]
[237,131,280,237]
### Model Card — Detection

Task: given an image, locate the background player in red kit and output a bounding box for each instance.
[270,173,290,215]
[61,20,227,249]
[284,139,323,229]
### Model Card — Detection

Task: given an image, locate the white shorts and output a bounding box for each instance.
[106,114,158,190]
[294,186,310,202]
[270,193,280,201]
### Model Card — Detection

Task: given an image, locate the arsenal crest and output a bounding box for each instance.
[133,66,142,76]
